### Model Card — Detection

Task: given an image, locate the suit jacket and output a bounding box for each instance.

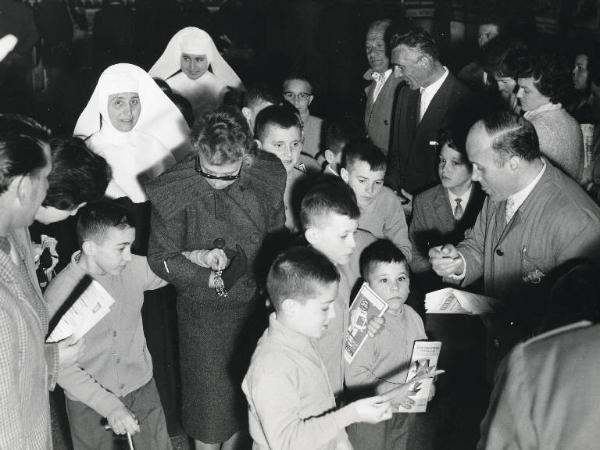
[458,162,600,313]
[363,70,403,154]
[409,183,485,274]
[479,321,600,450]
[0,229,52,449]
[386,72,471,194]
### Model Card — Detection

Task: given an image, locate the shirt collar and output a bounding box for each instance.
[507,160,546,212]
[420,66,449,95]
[447,184,472,206]
[267,312,314,353]
[523,102,562,120]
[363,68,392,82]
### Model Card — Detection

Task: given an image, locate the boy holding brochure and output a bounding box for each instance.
[345,239,432,450]
[44,200,172,449]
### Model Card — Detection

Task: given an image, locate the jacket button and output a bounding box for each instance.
[496,249,504,256]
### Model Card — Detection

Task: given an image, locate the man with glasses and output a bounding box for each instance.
[146,106,286,449]
[282,74,324,159]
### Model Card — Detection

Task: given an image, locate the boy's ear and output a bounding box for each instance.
[255,138,263,149]
[304,227,318,245]
[13,174,31,206]
[281,298,298,316]
[81,240,97,256]
[340,167,350,183]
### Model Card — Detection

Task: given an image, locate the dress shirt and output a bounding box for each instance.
[372,69,392,103]
[505,161,546,223]
[419,67,449,121]
[448,186,472,216]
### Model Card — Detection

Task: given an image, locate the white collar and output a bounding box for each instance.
[523,102,562,120]
[420,66,449,96]
[372,69,392,83]
[447,184,472,207]
[507,160,546,212]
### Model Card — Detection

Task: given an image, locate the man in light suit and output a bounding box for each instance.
[430,112,600,343]
[363,19,403,155]
[479,320,600,450]
[386,28,472,194]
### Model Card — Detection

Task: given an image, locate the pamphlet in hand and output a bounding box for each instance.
[46,279,115,343]
[343,282,388,364]
[425,287,498,315]
[397,340,442,413]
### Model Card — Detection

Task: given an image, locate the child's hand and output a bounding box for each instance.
[352,396,392,424]
[367,316,385,338]
[428,382,436,401]
[107,406,140,435]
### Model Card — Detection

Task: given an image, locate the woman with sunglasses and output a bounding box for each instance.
[146,106,286,450]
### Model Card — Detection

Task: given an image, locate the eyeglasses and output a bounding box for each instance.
[283,91,312,102]
[195,156,242,181]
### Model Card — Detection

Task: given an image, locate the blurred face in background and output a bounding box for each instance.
[283,79,313,116]
[517,77,551,112]
[573,54,589,91]
[365,28,389,74]
[478,23,499,48]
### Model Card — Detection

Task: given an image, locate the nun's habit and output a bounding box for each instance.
[74,63,188,434]
[149,27,243,119]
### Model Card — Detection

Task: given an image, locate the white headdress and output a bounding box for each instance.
[74,63,191,156]
[149,27,242,89]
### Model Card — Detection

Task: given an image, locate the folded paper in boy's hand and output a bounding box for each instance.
[47,280,115,343]
[425,288,499,315]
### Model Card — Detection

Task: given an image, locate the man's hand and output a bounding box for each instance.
[57,336,84,369]
[367,316,385,338]
[429,244,464,277]
[107,406,140,435]
[352,396,393,424]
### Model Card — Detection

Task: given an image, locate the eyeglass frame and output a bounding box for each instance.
[283,91,313,102]
[195,155,242,181]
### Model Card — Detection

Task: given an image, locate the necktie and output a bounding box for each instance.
[371,72,385,102]
[453,198,464,220]
[505,197,516,224]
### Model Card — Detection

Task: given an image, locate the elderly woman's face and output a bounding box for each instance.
[107,92,141,132]
[181,53,209,80]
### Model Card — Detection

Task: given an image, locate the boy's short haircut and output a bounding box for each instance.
[43,137,111,211]
[76,200,135,245]
[360,239,408,279]
[244,83,280,109]
[267,246,340,311]
[299,176,360,229]
[282,73,315,94]
[325,118,363,154]
[255,104,303,142]
[341,138,387,172]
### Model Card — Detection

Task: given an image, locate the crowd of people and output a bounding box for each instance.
[3,6,600,450]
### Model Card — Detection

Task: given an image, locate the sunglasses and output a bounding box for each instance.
[195,156,242,181]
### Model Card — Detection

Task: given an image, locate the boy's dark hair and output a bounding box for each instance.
[341,139,387,172]
[153,77,172,95]
[300,176,360,229]
[76,200,135,245]
[267,246,340,311]
[168,92,194,128]
[360,239,408,279]
[283,73,315,95]
[43,137,110,211]
[0,114,50,195]
[255,104,303,142]
[244,83,280,109]
[192,106,253,165]
[325,118,363,155]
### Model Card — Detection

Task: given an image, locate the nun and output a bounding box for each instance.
[149,27,243,119]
